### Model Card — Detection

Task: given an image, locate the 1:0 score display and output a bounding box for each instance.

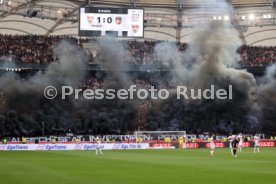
[96,16,123,25]
[97,17,113,23]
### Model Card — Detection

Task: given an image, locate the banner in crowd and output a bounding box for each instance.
[0,143,149,151]
[8,134,265,142]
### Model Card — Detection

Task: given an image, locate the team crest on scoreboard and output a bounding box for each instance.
[115,17,122,25]
[86,15,94,25]
[132,25,139,33]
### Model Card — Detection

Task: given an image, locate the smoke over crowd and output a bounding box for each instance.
[146,0,275,134]
[0,39,137,136]
[0,0,275,137]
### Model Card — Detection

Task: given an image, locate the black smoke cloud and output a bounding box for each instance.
[0,40,87,136]
[0,39,136,136]
[257,65,276,132]
[1,0,276,136]
[78,39,138,134]
[149,0,258,133]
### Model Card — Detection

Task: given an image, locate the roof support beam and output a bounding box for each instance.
[0,0,40,19]
[45,2,86,36]
[233,15,247,45]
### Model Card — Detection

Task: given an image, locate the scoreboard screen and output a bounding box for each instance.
[79,7,144,37]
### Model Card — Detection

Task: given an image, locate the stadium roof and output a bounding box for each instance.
[0,0,275,46]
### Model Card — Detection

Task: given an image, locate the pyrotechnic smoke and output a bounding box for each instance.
[0,40,88,136]
[84,38,138,133]
[0,39,135,136]
[257,65,276,132]
[0,0,275,136]
[95,38,133,88]
[150,0,257,133]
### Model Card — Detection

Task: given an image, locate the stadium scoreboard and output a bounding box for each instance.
[79,7,144,37]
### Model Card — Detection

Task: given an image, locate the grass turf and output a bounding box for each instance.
[0,148,275,184]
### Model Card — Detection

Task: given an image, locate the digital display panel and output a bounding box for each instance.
[79,7,144,37]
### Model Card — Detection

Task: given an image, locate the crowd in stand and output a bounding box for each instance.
[0,35,77,64]
[238,45,276,67]
[0,34,275,67]
[127,40,163,65]
[78,76,170,95]
[79,78,103,90]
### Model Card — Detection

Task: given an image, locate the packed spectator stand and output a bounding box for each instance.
[238,45,276,67]
[0,34,275,67]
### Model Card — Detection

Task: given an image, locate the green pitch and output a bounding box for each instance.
[0,148,275,184]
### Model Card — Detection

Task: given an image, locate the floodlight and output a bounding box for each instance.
[249,14,255,20]
[224,15,229,21]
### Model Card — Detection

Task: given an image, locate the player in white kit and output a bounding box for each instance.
[228,134,235,155]
[238,133,243,152]
[210,136,215,156]
[253,134,260,153]
[96,136,104,155]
